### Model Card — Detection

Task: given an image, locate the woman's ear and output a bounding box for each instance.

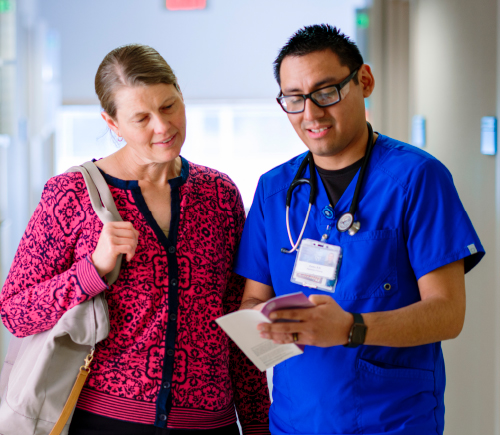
[101,111,121,137]
[174,83,184,101]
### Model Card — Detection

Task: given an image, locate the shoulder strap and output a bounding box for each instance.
[65,161,123,285]
[48,367,90,435]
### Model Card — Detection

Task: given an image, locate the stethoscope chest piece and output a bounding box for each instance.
[348,221,361,236]
[337,213,354,232]
[281,122,374,253]
[337,212,361,236]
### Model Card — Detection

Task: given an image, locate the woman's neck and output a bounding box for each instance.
[95,146,182,187]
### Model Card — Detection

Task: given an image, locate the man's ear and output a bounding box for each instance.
[101,111,121,137]
[358,64,375,98]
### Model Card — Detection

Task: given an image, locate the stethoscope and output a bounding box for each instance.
[281,122,375,254]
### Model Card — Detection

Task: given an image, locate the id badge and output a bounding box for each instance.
[291,238,342,293]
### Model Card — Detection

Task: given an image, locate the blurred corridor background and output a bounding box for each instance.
[0,1,499,434]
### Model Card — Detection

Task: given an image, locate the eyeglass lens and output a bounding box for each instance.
[280,86,340,113]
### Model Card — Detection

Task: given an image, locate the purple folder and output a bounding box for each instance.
[260,292,315,319]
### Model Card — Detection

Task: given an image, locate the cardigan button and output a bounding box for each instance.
[159,414,167,421]
[163,381,171,389]
[170,279,178,287]
[168,246,176,254]
[167,349,174,357]
[170,314,177,321]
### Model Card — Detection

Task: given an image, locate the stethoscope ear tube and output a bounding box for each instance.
[281,123,374,253]
[282,152,316,253]
[286,153,313,207]
[308,152,318,202]
[281,202,313,254]
[337,122,374,233]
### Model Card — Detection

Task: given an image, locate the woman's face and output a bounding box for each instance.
[103,83,186,165]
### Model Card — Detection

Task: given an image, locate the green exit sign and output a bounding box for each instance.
[0,0,12,13]
[356,12,370,29]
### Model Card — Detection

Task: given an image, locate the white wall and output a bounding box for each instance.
[39,0,364,103]
[410,1,498,434]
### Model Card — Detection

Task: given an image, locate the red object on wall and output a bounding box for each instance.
[166,0,206,10]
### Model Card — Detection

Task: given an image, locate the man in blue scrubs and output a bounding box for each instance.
[234,24,484,435]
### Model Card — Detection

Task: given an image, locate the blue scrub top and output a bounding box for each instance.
[234,135,484,435]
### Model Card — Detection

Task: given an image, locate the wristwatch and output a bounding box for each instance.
[344,313,367,348]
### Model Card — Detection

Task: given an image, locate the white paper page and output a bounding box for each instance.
[216,310,303,371]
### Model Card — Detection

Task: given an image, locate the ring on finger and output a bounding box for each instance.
[292,332,299,342]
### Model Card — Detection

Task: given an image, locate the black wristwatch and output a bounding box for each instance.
[344,313,367,348]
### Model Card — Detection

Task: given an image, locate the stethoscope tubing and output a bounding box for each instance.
[344,122,374,219]
[282,122,375,254]
[284,202,312,254]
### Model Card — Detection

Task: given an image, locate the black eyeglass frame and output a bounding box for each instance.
[276,68,360,114]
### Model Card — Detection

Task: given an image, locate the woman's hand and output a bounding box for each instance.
[91,222,139,277]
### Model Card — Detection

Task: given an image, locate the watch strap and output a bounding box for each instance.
[344,312,366,348]
[351,312,364,325]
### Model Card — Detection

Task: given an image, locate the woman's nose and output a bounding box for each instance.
[153,115,170,134]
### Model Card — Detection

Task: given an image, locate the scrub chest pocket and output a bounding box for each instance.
[335,229,398,300]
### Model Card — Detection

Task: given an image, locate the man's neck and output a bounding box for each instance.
[313,130,378,171]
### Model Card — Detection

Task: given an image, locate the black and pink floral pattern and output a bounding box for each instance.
[0,160,270,434]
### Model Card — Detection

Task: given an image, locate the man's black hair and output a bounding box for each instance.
[273,24,364,86]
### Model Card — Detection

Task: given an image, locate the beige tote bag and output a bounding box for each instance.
[0,162,123,435]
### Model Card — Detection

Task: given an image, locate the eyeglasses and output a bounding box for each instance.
[276,68,359,114]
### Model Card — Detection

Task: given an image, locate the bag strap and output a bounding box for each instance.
[65,161,123,285]
[46,162,123,435]
[48,351,94,435]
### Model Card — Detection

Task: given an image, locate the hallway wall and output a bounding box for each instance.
[409,0,498,433]
[39,0,363,104]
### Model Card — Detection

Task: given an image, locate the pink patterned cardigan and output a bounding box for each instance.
[0,158,270,434]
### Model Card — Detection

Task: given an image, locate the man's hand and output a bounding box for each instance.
[244,259,465,349]
[257,295,352,347]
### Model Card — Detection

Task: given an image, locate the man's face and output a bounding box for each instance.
[279,49,370,160]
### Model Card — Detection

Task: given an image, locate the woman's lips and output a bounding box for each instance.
[153,133,176,146]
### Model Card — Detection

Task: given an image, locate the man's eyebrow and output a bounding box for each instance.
[283,77,341,95]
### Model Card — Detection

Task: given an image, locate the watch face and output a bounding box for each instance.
[352,323,367,345]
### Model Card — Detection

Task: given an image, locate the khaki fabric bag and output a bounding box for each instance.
[0,162,123,435]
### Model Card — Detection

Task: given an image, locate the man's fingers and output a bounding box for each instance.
[309,294,332,306]
[258,321,304,334]
[271,332,294,344]
[269,308,310,321]
[260,330,308,345]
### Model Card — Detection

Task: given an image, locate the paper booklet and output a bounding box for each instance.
[216,292,315,371]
